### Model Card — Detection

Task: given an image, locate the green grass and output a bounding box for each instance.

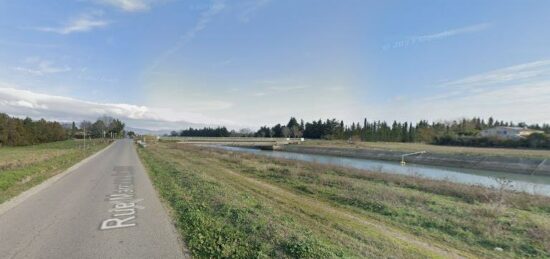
[302,140,550,159]
[138,143,550,258]
[0,139,109,204]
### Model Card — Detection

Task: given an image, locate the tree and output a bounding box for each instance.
[178,127,230,137]
[91,120,107,138]
[286,117,302,138]
[281,126,291,138]
[0,113,68,146]
[272,124,284,137]
[255,126,273,137]
[287,117,299,129]
[108,119,125,137]
[526,133,549,148]
[80,121,92,131]
[70,122,77,138]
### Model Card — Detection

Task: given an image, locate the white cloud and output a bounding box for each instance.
[97,0,152,12]
[0,86,234,129]
[13,58,71,76]
[384,23,491,50]
[36,12,109,35]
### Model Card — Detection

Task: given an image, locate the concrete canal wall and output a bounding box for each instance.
[282,146,550,176]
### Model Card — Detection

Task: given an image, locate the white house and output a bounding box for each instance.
[479,126,544,140]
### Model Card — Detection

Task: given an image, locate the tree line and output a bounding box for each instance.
[253,117,550,148]
[171,127,231,137]
[77,116,126,139]
[166,116,550,149]
[0,113,126,147]
[0,113,67,146]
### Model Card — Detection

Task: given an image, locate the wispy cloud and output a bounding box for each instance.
[267,85,310,92]
[383,23,491,50]
[183,0,226,42]
[250,82,310,97]
[212,58,233,68]
[440,60,550,89]
[238,0,271,23]
[151,0,226,69]
[36,12,109,35]
[381,60,550,124]
[12,58,71,76]
[96,0,154,12]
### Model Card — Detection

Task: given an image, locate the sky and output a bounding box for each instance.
[0,0,549,130]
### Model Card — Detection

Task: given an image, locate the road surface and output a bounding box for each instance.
[0,140,186,258]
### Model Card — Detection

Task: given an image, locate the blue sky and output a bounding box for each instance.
[0,0,549,129]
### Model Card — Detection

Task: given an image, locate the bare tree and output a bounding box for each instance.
[281,126,291,138]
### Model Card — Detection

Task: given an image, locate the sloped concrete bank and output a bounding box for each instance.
[282,146,550,176]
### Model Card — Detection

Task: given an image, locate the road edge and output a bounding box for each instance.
[0,141,116,216]
[134,145,192,258]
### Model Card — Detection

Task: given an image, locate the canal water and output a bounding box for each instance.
[212,145,550,196]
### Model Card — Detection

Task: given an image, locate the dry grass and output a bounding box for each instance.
[0,140,109,204]
[139,142,550,258]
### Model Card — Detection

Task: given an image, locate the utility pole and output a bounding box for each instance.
[83,127,86,149]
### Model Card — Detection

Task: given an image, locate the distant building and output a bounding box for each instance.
[479,126,544,140]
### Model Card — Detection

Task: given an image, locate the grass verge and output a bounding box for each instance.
[0,140,109,204]
[138,142,550,258]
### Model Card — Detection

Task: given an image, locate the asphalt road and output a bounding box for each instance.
[0,140,186,258]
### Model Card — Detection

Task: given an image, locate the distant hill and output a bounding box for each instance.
[125,127,175,136]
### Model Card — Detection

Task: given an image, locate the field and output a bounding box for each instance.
[302,140,550,159]
[138,142,550,258]
[0,140,109,204]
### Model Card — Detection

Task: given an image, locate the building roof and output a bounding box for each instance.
[485,126,534,131]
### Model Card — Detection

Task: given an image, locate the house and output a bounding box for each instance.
[479,126,544,140]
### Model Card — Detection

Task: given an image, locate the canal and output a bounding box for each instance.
[213,145,550,196]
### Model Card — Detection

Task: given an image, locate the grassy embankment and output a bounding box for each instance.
[303,140,550,159]
[138,142,550,258]
[0,140,109,204]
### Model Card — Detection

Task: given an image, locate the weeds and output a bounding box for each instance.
[0,140,108,204]
[141,143,550,258]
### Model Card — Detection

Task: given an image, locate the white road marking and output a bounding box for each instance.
[100,166,145,230]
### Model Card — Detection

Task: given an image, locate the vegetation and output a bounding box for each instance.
[164,117,550,149]
[255,117,550,149]
[170,127,230,137]
[0,113,126,147]
[77,116,126,139]
[0,113,67,146]
[0,139,109,204]
[434,133,550,149]
[139,142,550,258]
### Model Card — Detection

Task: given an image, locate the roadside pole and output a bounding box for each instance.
[83,127,86,149]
